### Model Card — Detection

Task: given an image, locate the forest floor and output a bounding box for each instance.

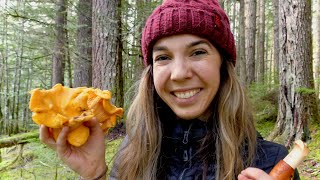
[256,121,320,180]
[0,121,319,179]
[296,124,320,180]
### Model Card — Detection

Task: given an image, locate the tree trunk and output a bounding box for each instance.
[245,0,256,85]
[12,0,26,134]
[0,58,3,133]
[232,0,237,35]
[315,0,320,97]
[52,0,67,86]
[270,0,319,146]
[115,0,124,108]
[257,0,265,84]
[92,0,118,90]
[219,0,225,8]
[22,62,31,130]
[239,0,246,84]
[74,0,92,87]
[3,0,10,134]
[0,131,39,148]
[273,0,280,83]
[65,28,73,87]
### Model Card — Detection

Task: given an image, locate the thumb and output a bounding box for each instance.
[84,118,104,136]
[240,167,273,180]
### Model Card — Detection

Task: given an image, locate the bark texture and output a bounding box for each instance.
[273,0,280,83]
[315,0,320,97]
[245,0,256,84]
[92,0,118,90]
[115,0,124,108]
[52,0,67,85]
[74,0,92,87]
[271,0,319,146]
[257,0,265,83]
[239,0,246,84]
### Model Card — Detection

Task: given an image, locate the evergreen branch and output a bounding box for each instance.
[6,10,53,26]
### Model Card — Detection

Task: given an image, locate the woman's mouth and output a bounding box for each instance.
[173,89,201,99]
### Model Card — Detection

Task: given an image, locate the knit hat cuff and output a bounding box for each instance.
[142,1,236,66]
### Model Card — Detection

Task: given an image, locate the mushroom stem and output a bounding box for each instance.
[269,140,309,180]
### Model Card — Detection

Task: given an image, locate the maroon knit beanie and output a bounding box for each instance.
[141,0,236,66]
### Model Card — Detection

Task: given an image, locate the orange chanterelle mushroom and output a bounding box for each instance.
[29,84,123,147]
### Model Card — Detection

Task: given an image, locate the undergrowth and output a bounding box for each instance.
[0,138,123,179]
[249,82,320,179]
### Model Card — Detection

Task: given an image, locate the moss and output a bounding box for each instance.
[248,83,278,123]
[106,137,123,175]
[307,123,320,162]
[256,120,275,138]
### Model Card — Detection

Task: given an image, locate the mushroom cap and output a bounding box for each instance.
[29,84,123,147]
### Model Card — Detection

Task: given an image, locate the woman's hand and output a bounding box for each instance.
[238,167,274,180]
[39,118,107,179]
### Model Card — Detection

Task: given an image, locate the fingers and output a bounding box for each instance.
[239,167,274,180]
[238,173,252,180]
[84,118,103,136]
[39,125,56,150]
[83,118,106,149]
[40,117,103,152]
[56,126,70,157]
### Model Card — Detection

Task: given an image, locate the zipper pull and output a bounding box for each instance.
[183,131,189,144]
[183,149,188,161]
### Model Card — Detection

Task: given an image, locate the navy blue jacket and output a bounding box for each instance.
[110,119,300,179]
[157,119,300,180]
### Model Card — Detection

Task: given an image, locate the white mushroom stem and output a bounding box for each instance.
[283,140,309,169]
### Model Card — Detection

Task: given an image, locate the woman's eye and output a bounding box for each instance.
[155,55,169,61]
[192,50,207,56]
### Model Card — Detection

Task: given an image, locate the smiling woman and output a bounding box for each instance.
[39,0,301,180]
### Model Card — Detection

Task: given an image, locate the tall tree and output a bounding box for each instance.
[11,0,26,134]
[219,0,225,7]
[273,0,280,83]
[257,0,265,83]
[52,0,67,85]
[0,43,4,134]
[2,0,10,134]
[74,0,92,87]
[115,0,124,108]
[315,0,320,96]
[92,0,119,91]
[238,0,246,84]
[271,0,319,146]
[245,0,256,84]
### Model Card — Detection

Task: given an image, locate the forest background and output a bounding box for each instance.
[0,0,320,179]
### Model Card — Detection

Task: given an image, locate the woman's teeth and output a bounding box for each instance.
[174,89,200,99]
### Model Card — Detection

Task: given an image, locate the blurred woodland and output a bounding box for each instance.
[0,0,320,178]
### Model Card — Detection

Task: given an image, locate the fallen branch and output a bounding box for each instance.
[0,144,24,172]
[0,131,39,149]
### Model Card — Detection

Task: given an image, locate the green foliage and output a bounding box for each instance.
[0,141,77,179]
[248,83,279,123]
[295,87,316,95]
[255,120,275,138]
[106,138,123,175]
[0,137,123,179]
[307,123,320,163]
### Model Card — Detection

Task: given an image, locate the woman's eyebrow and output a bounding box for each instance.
[153,45,168,52]
[187,40,210,49]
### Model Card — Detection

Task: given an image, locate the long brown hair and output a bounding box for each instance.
[116,60,257,180]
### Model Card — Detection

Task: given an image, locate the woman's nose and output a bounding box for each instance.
[170,57,192,81]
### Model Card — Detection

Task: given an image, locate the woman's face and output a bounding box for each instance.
[152,34,222,120]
